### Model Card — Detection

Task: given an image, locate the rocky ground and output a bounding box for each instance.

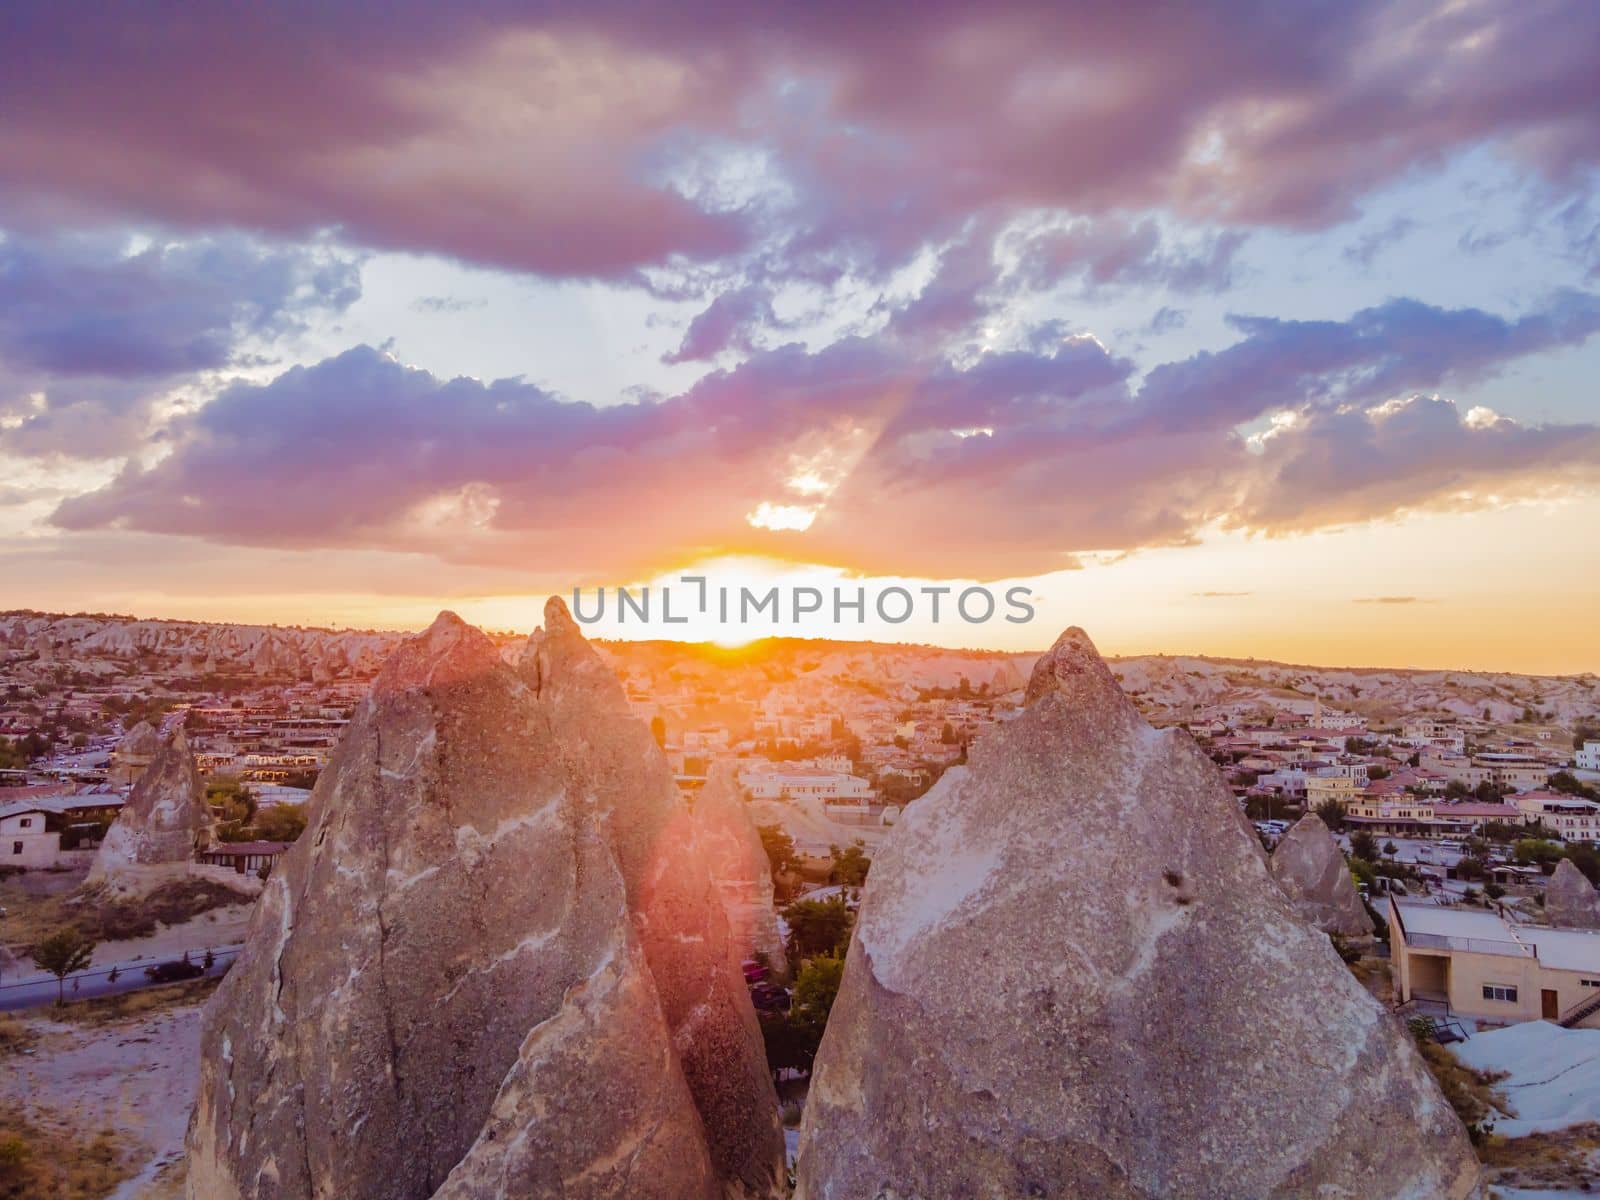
[0,984,208,1199]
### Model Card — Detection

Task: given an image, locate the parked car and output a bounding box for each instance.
[144,958,205,984]
[750,983,790,1012]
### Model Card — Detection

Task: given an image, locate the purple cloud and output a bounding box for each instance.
[0,2,1594,287]
[49,289,1600,578]
[0,231,361,457]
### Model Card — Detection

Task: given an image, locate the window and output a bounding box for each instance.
[1582,980,1600,989]
[1482,984,1519,1003]
[18,817,31,828]
[10,842,20,856]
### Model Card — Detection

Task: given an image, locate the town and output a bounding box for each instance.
[2,609,1600,1194]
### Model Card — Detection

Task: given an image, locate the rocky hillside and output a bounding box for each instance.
[0,611,405,681]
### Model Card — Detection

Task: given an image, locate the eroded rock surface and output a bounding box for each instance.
[695,762,788,980]
[108,719,162,787]
[795,626,1481,1200]
[1270,812,1375,937]
[1547,858,1600,930]
[189,608,779,1200]
[521,598,785,1197]
[88,728,213,888]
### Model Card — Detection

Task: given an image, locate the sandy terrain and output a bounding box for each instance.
[2,1003,202,1198]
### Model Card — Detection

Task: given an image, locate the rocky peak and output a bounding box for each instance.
[1024,625,1136,714]
[372,609,500,698]
[796,623,1480,1199]
[695,762,788,980]
[89,726,213,887]
[1547,858,1600,930]
[1270,812,1375,938]
[189,610,780,1200]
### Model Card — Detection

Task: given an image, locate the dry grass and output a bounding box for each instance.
[1481,1121,1600,1192]
[1416,1041,1506,1139]
[52,976,220,1027]
[0,1101,134,1200]
[0,1016,32,1058]
[2,876,245,956]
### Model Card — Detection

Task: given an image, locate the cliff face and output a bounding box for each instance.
[795,626,1481,1200]
[1270,812,1375,937]
[521,599,786,1197]
[188,607,781,1200]
[695,762,788,980]
[88,727,213,888]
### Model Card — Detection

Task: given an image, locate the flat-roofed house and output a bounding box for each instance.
[1389,898,1600,1028]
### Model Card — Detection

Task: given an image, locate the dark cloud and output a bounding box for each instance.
[0,232,358,378]
[0,2,1595,286]
[1132,290,1600,435]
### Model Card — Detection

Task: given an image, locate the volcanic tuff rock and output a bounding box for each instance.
[521,597,786,1197]
[108,719,163,787]
[695,762,788,980]
[1270,812,1375,938]
[1546,858,1600,930]
[88,727,214,887]
[795,626,1481,1200]
[188,607,779,1200]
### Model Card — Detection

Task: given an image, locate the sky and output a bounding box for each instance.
[0,1,1598,672]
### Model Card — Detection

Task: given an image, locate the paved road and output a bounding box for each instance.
[0,943,243,1011]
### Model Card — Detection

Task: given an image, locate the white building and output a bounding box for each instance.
[1516,792,1600,842]
[742,767,873,802]
[0,805,59,868]
[1578,741,1600,772]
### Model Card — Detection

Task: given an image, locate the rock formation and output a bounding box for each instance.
[1270,812,1375,938]
[189,608,781,1200]
[88,728,215,891]
[108,719,162,787]
[1546,858,1600,929]
[695,762,788,980]
[521,598,786,1197]
[795,626,1481,1200]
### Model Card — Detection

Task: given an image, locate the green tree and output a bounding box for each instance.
[940,722,956,745]
[649,715,666,749]
[254,804,308,842]
[1314,799,1346,831]
[828,840,871,887]
[1350,830,1379,862]
[206,776,256,826]
[757,824,798,881]
[1549,771,1600,801]
[791,954,846,1036]
[783,895,854,961]
[1513,838,1564,868]
[32,929,95,1006]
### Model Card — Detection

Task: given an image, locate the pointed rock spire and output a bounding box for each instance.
[189,610,780,1200]
[796,624,1480,1199]
[518,598,787,1196]
[1271,812,1375,937]
[108,719,162,787]
[1547,858,1600,929]
[695,762,788,980]
[1023,625,1136,714]
[88,726,213,888]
